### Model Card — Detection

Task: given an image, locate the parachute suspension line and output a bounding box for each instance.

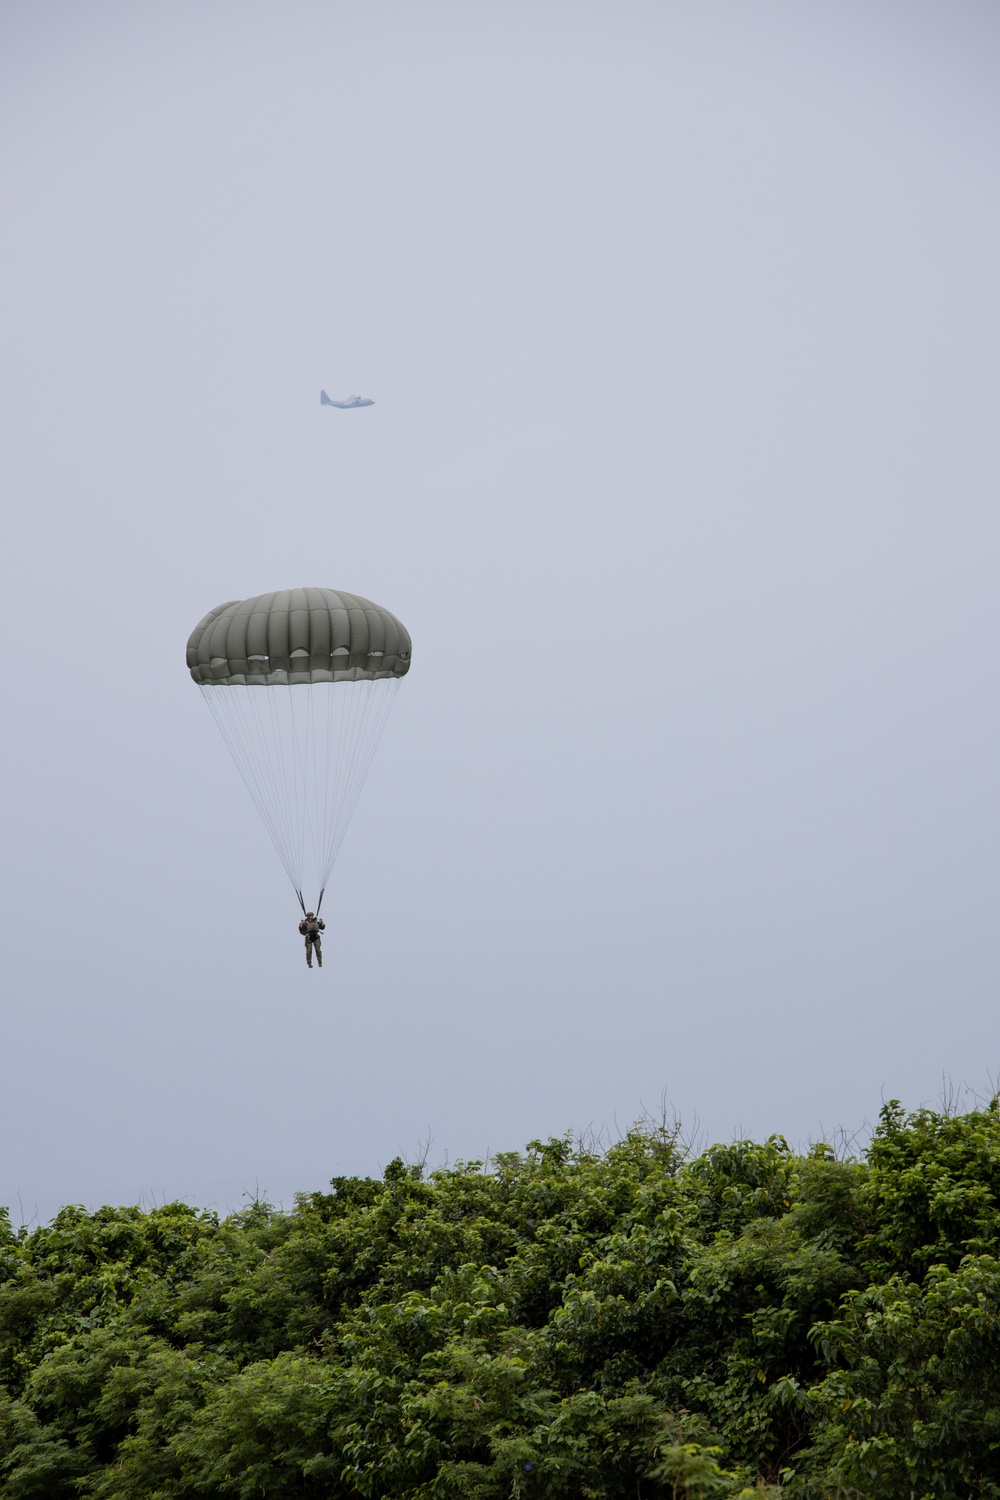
[201,684,302,893]
[303,683,323,900]
[245,683,300,889]
[253,685,300,889]
[315,888,325,917]
[327,675,366,876]
[332,682,371,870]
[296,890,306,915]
[319,672,336,894]
[276,682,302,889]
[264,681,300,886]
[302,679,340,905]
[232,684,289,874]
[324,678,400,876]
[200,676,401,911]
[316,678,400,886]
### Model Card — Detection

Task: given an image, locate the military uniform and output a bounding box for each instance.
[298,914,325,968]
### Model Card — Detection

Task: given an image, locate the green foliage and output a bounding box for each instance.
[803,1253,1000,1497]
[3,1104,1000,1495]
[860,1099,1000,1275]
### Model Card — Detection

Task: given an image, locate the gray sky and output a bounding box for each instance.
[3,1,1000,1224]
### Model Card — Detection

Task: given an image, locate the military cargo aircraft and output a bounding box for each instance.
[320,391,374,408]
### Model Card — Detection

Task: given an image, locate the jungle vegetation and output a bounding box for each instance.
[3,1099,1000,1498]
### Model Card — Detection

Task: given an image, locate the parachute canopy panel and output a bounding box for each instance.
[186,587,412,687]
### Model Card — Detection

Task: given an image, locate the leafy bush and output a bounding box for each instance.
[2,1102,1000,1496]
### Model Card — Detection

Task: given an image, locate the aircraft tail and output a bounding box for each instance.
[320,390,333,406]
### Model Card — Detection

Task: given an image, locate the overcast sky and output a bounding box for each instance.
[2,1,1000,1224]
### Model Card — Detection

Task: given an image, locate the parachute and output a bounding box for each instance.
[187,587,411,913]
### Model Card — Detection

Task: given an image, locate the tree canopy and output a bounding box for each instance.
[3,1100,1000,1497]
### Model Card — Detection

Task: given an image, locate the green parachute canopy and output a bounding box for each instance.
[186,587,411,686]
[187,588,411,913]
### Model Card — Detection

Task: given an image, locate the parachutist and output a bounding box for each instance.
[187,587,410,919]
[299,912,325,968]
